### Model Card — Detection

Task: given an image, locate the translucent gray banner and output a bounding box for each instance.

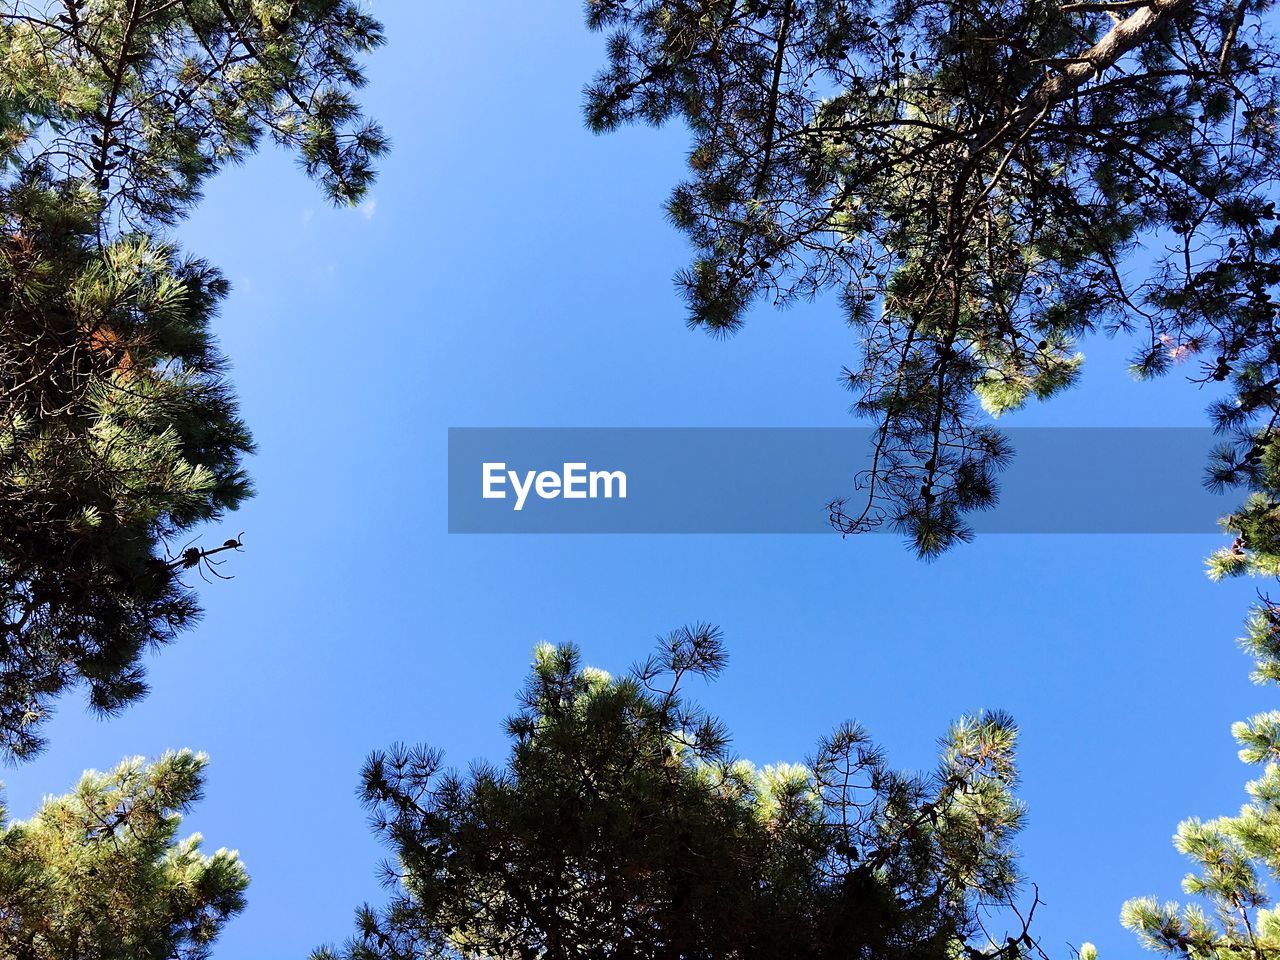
[447,427,1230,534]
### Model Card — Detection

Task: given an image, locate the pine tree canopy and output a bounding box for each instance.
[1119,601,1280,960]
[582,0,1280,559]
[317,625,1040,960]
[0,749,247,960]
[0,0,386,760]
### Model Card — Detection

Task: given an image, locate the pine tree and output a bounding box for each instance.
[0,1,387,759]
[0,749,247,960]
[1120,601,1280,960]
[317,625,1042,960]
[581,0,1280,557]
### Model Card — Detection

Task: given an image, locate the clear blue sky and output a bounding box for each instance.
[5,2,1270,957]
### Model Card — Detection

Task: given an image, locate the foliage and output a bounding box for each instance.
[0,749,247,960]
[1121,600,1280,960]
[0,0,385,759]
[582,0,1280,557]
[317,625,1040,960]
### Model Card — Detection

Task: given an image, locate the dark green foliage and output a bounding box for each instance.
[583,0,1280,557]
[2,0,388,222]
[318,625,1039,960]
[0,750,247,960]
[0,180,250,759]
[0,1,385,759]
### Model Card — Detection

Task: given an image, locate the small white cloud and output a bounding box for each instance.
[301,208,315,224]
[359,197,377,221]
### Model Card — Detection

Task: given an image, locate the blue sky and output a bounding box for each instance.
[4,2,1273,957]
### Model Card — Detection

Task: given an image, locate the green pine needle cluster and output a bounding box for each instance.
[0,750,247,960]
[0,0,385,761]
[317,625,1038,960]
[1118,605,1280,960]
[584,0,1280,559]
[0,5,386,950]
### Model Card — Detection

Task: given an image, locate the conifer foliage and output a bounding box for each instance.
[1119,601,1280,960]
[0,749,247,960]
[318,625,1041,960]
[0,0,386,760]
[582,0,1280,558]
